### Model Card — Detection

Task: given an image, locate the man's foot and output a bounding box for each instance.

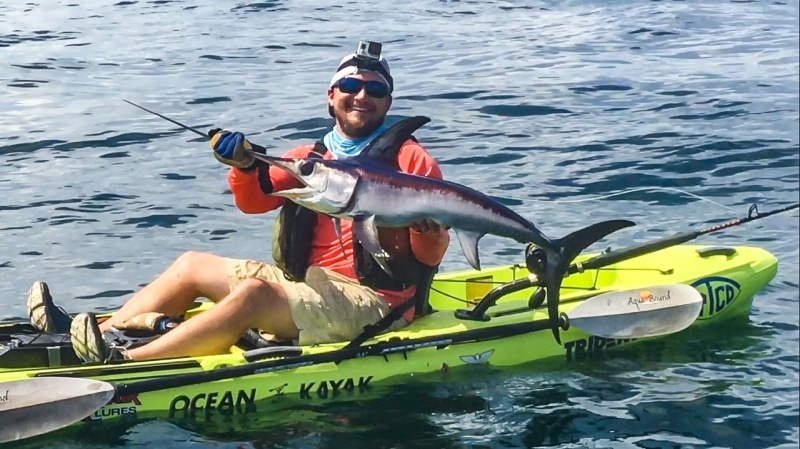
[70,312,125,363]
[27,281,72,333]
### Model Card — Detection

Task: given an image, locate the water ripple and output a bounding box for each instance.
[0,0,797,448]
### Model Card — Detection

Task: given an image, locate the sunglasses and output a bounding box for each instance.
[335,77,390,99]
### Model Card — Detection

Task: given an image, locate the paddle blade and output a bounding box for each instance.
[0,377,115,443]
[567,284,702,339]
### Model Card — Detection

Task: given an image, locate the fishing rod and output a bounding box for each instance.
[459,201,799,320]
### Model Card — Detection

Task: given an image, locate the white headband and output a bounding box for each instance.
[329,53,393,92]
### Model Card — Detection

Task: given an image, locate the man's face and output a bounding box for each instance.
[328,71,392,139]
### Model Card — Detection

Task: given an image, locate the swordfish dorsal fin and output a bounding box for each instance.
[359,116,431,160]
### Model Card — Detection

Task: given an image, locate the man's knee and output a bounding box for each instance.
[170,251,230,278]
[230,278,287,304]
[173,250,214,268]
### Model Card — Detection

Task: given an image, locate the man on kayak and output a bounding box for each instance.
[26,40,450,363]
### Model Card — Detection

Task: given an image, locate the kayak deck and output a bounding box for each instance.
[0,244,778,418]
[429,244,775,317]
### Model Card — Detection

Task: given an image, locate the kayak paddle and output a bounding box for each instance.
[0,377,115,444]
[0,283,701,443]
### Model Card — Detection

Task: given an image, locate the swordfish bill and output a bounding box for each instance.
[248,117,634,344]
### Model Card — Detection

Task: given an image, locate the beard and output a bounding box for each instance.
[332,102,386,139]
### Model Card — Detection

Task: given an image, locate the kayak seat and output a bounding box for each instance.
[238,328,294,349]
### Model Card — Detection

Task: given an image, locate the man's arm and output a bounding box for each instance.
[396,142,451,267]
[227,144,317,214]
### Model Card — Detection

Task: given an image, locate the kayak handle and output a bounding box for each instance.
[454,277,536,321]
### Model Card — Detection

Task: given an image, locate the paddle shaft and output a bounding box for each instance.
[116,314,562,397]
[116,280,697,397]
[113,279,701,397]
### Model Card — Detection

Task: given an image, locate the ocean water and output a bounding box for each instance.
[0,0,798,448]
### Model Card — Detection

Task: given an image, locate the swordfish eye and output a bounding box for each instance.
[299,160,316,176]
[302,162,330,192]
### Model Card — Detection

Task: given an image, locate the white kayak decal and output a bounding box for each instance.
[459,349,494,364]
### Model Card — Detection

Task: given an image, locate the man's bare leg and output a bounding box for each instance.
[124,278,299,360]
[99,251,233,333]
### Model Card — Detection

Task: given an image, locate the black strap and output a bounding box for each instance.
[341,296,417,350]
[311,141,328,157]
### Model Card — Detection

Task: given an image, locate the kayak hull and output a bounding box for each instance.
[0,244,778,424]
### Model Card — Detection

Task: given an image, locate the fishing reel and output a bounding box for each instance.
[525,243,547,275]
[524,244,547,310]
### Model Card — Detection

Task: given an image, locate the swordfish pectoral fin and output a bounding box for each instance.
[454,229,486,271]
[352,215,395,279]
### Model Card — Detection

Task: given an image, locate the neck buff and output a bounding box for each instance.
[322,124,388,159]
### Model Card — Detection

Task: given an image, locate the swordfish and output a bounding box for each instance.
[248,117,634,343]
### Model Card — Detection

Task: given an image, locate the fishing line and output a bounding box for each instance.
[518,186,742,233]
[429,283,602,304]
[429,288,473,304]
[543,187,740,213]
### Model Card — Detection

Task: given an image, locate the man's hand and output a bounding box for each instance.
[411,219,449,233]
[209,128,256,169]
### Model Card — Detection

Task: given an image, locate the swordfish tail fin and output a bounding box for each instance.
[539,219,635,344]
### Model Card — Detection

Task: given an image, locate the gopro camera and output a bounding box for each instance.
[355,40,382,62]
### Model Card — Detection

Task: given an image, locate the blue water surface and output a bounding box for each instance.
[1,0,798,448]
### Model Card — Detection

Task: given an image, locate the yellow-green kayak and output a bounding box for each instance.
[0,243,777,430]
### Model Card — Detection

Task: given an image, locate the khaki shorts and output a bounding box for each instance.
[224,258,408,345]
